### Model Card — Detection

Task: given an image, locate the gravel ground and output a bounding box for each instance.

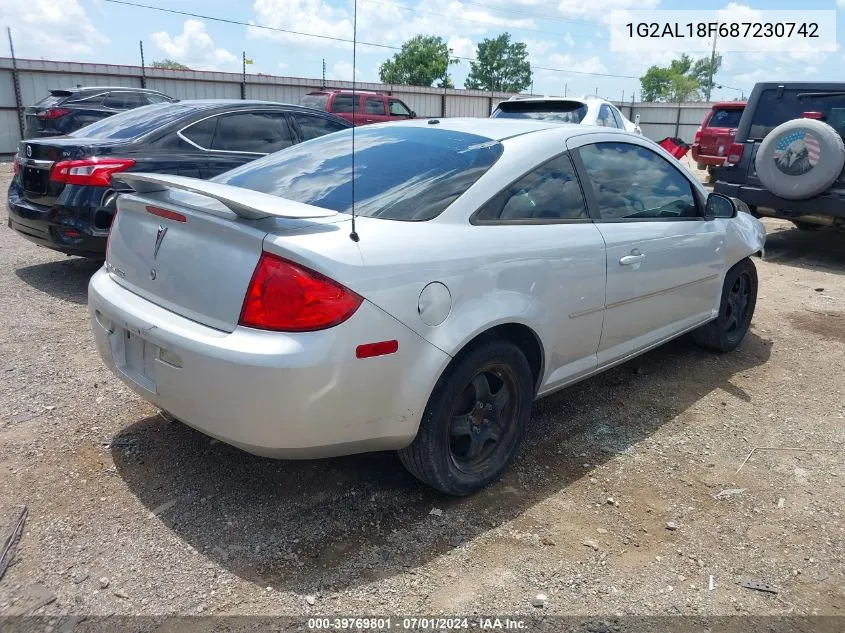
[0,162,843,618]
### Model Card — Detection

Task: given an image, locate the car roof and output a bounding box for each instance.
[52,86,169,94]
[308,89,385,96]
[505,95,589,106]
[376,116,620,141]
[711,101,746,108]
[140,99,341,114]
[752,81,845,90]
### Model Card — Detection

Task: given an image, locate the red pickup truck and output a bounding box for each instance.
[300,90,417,126]
[691,101,746,177]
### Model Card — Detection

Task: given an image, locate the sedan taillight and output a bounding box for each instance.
[50,157,136,187]
[239,253,362,332]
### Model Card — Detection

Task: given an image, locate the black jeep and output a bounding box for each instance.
[714,82,845,231]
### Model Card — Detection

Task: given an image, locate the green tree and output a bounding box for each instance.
[464,33,531,93]
[379,35,457,87]
[151,59,190,70]
[639,53,720,102]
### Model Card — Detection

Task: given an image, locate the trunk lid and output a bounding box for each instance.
[16,137,134,206]
[106,174,342,332]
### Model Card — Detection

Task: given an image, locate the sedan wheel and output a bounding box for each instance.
[399,340,534,496]
[693,258,758,352]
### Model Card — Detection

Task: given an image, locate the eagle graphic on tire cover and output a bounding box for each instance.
[773,129,820,176]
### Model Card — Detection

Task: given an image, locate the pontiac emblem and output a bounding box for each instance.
[153,225,168,259]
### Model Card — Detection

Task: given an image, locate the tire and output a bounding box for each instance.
[398,340,534,496]
[693,258,758,353]
[754,118,845,200]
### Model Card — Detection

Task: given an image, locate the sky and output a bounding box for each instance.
[2,0,844,102]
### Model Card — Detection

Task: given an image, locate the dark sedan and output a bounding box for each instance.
[23,87,177,139]
[8,100,351,257]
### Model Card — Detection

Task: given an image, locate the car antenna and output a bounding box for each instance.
[349,0,360,243]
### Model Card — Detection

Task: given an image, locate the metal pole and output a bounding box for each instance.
[139,40,146,88]
[7,28,24,140]
[706,33,718,101]
[674,100,682,138]
[564,83,567,97]
[241,51,246,99]
[321,58,326,89]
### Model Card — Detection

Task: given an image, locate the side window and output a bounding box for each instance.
[66,92,106,106]
[180,116,219,149]
[103,92,146,109]
[389,99,411,116]
[330,95,360,113]
[293,114,348,141]
[365,98,386,115]
[578,142,699,220]
[610,106,625,129]
[597,104,619,128]
[145,93,171,105]
[475,153,588,222]
[211,111,295,154]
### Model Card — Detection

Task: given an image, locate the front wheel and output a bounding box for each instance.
[693,258,758,352]
[398,340,534,496]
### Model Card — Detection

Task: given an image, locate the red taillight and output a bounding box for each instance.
[802,111,824,120]
[37,108,70,121]
[50,157,135,187]
[726,143,744,165]
[13,154,20,177]
[694,129,702,143]
[239,252,362,332]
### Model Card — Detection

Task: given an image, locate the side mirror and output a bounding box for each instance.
[410,111,416,118]
[705,192,737,219]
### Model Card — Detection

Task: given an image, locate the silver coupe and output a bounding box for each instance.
[89,118,765,495]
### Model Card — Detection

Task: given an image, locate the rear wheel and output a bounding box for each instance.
[398,340,534,496]
[693,258,758,352]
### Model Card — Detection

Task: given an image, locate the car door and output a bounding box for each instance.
[473,152,607,391]
[568,134,725,366]
[328,94,360,125]
[181,110,296,178]
[387,98,413,121]
[363,97,389,125]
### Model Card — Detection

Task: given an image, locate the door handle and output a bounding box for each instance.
[619,253,646,266]
[365,118,374,122]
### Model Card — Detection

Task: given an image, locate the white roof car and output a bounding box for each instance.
[491,95,642,134]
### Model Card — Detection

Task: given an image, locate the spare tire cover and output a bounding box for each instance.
[754,118,845,200]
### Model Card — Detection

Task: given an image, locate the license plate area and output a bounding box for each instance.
[22,166,49,195]
[112,328,158,393]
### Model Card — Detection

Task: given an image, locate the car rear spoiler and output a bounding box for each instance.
[118,173,338,221]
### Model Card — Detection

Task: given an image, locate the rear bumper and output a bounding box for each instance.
[690,148,725,167]
[714,182,845,219]
[88,268,450,458]
[7,181,108,256]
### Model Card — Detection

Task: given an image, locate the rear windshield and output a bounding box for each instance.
[33,95,63,109]
[215,126,504,221]
[492,100,588,124]
[300,94,329,110]
[68,102,198,140]
[749,89,845,140]
[707,107,743,129]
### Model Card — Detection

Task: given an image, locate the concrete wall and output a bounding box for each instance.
[0,57,719,156]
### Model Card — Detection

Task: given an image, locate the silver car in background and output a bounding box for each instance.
[89,119,765,496]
